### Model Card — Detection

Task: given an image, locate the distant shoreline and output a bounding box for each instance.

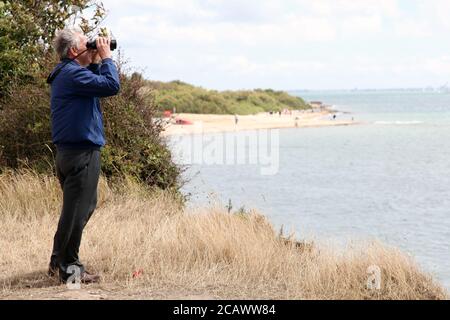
[161,109,360,136]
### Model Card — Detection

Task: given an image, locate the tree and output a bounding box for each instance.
[0,0,105,97]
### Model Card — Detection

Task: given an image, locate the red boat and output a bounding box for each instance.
[175,118,193,125]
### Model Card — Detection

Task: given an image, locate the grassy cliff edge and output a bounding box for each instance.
[0,170,446,300]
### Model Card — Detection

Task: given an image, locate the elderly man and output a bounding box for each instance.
[47,29,120,284]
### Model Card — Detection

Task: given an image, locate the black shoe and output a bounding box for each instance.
[47,263,58,277]
[80,271,101,284]
[60,270,101,285]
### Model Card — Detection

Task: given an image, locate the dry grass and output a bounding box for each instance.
[0,170,447,300]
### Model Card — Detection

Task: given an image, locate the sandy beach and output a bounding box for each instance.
[161,110,359,136]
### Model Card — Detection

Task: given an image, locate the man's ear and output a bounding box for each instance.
[68,47,77,59]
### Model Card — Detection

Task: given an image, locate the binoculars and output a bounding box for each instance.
[86,39,117,51]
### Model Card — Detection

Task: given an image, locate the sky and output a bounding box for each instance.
[97,0,450,91]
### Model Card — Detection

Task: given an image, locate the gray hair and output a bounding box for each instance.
[53,28,82,59]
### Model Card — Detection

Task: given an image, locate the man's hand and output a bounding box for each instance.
[96,37,112,60]
[90,50,102,64]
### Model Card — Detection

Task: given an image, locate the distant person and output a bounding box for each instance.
[333,114,337,120]
[234,114,238,125]
[279,111,282,117]
[47,28,120,284]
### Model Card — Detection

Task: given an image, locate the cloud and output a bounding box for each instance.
[101,0,450,89]
[340,15,383,35]
[107,0,401,45]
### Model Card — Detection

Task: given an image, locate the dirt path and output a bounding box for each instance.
[1,285,218,300]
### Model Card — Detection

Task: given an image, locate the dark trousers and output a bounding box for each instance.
[49,148,101,281]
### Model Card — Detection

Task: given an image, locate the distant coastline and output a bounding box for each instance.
[290,87,450,94]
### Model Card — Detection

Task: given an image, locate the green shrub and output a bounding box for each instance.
[0,58,182,191]
[0,0,182,191]
[149,80,310,115]
[100,68,182,190]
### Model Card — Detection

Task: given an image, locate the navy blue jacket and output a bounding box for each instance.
[49,58,120,150]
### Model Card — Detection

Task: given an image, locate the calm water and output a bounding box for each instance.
[170,90,450,291]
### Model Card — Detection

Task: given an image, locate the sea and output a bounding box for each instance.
[168,90,450,291]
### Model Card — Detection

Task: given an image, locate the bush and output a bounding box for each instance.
[0,1,182,191]
[100,66,182,190]
[0,56,183,191]
[148,80,310,115]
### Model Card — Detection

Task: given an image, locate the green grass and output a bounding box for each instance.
[147,80,311,115]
